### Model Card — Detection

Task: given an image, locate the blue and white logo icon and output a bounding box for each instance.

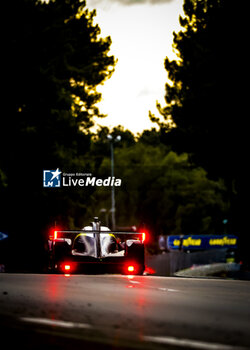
[43,169,62,187]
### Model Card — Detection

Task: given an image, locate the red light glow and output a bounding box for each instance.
[144,266,156,275]
[128,265,135,272]
[54,231,58,240]
[64,264,71,271]
[142,232,146,243]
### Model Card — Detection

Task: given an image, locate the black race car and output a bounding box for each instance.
[48,217,145,275]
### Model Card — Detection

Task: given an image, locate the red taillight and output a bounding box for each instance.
[64,264,71,271]
[142,232,146,243]
[128,265,135,273]
[49,227,60,241]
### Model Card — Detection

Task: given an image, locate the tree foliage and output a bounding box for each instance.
[157,0,248,262]
[158,0,246,180]
[1,0,115,269]
[88,139,227,238]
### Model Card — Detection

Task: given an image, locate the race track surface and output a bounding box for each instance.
[0,274,250,349]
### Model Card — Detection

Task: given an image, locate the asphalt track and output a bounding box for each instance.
[0,274,250,349]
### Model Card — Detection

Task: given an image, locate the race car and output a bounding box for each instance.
[48,217,145,275]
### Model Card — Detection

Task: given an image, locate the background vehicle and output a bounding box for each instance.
[48,217,145,275]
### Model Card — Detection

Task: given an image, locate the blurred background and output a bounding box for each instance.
[0,0,248,274]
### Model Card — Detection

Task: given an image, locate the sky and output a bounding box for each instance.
[86,0,184,134]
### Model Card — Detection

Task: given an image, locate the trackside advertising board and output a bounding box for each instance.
[167,234,238,251]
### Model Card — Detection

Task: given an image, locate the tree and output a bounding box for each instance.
[156,0,248,263]
[89,142,227,239]
[158,0,244,175]
[1,0,115,270]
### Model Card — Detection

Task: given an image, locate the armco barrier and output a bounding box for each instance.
[145,249,227,276]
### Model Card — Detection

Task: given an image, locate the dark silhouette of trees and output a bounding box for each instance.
[158,0,244,176]
[1,0,115,270]
[156,0,249,264]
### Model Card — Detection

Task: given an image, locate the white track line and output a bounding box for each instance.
[20,317,92,329]
[143,335,247,350]
[158,287,179,292]
[129,280,140,284]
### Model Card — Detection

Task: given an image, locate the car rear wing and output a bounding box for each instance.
[49,230,146,244]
